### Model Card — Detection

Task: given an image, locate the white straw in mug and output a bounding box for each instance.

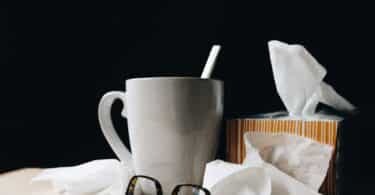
[201,45,221,78]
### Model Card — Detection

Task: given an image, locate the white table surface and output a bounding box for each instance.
[0,169,58,195]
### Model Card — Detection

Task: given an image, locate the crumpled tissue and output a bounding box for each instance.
[203,132,321,195]
[31,159,133,195]
[245,132,333,191]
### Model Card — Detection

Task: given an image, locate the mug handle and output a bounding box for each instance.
[98,91,133,167]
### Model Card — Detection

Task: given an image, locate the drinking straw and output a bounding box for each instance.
[201,45,221,78]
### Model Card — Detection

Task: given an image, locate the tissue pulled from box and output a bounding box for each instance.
[268,40,355,117]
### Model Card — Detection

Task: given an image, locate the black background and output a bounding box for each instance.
[1,1,373,194]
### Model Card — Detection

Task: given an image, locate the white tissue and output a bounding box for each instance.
[268,40,355,117]
[202,160,244,190]
[203,160,271,195]
[244,132,332,191]
[210,167,272,195]
[259,163,321,195]
[243,135,321,195]
[31,159,133,195]
[203,160,320,195]
[203,135,321,195]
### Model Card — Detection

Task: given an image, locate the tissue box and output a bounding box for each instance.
[226,111,352,195]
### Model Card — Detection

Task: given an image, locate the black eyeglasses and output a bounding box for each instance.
[126,175,211,195]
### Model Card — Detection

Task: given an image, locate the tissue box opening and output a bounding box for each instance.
[225,112,344,195]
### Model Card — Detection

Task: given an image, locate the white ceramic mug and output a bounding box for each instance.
[98,77,223,194]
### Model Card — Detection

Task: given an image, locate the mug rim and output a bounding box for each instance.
[126,76,223,83]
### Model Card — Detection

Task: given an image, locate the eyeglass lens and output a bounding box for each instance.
[127,176,160,195]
